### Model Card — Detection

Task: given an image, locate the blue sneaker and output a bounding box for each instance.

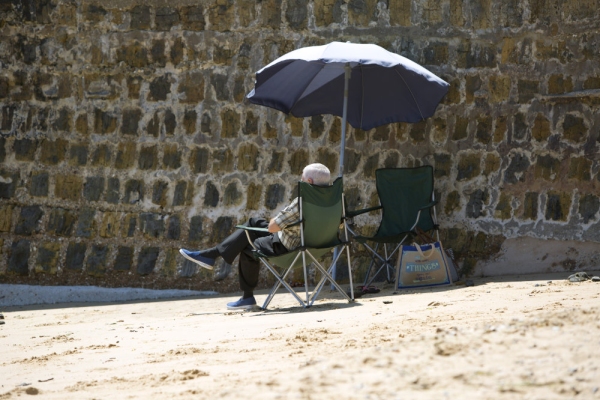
[226,296,257,310]
[179,249,215,270]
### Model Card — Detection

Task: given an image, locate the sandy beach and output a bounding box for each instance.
[1,272,599,399]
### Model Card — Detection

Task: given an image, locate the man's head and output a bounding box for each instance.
[302,163,330,186]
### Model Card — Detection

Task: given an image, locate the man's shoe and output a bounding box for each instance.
[179,249,215,270]
[226,297,257,310]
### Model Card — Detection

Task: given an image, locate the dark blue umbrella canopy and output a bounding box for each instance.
[247,41,449,131]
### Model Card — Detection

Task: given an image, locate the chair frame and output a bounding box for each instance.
[347,166,440,289]
[238,179,354,310]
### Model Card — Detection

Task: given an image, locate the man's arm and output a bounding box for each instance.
[270,198,299,233]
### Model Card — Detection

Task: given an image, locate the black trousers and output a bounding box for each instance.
[216,218,290,294]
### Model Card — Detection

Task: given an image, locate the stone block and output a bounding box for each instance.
[422,41,448,66]
[93,108,117,134]
[246,182,262,210]
[91,144,112,167]
[115,142,136,169]
[267,151,285,173]
[264,121,277,139]
[161,248,179,277]
[183,110,197,134]
[156,7,180,31]
[457,153,481,181]
[523,192,539,220]
[513,112,528,141]
[163,144,181,170]
[130,5,151,30]
[383,151,400,168]
[65,242,86,270]
[329,118,341,143]
[532,114,551,141]
[466,189,487,218]
[140,213,165,239]
[13,138,38,161]
[8,239,30,275]
[372,125,390,142]
[114,246,134,271]
[465,75,482,104]
[40,139,67,165]
[75,208,96,238]
[444,191,461,215]
[211,216,234,243]
[105,177,120,204]
[363,153,380,178]
[547,75,573,94]
[488,75,510,103]
[179,72,204,103]
[139,145,158,170]
[434,153,452,178]
[493,116,507,143]
[173,181,188,207]
[52,108,73,132]
[265,184,285,210]
[221,109,240,138]
[211,73,230,101]
[503,152,530,184]
[69,144,88,166]
[568,157,592,181]
[15,206,43,236]
[164,109,176,135]
[289,149,309,175]
[127,76,142,99]
[545,191,571,221]
[309,115,324,139]
[122,214,137,237]
[261,0,281,28]
[137,247,159,275]
[344,149,361,174]
[75,114,89,135]
[189,215,203,241]
[182,5,206,30]
[347,0,377,26]
[286,0,307,29]
[0,170,20,199]
[0,205,13,232]
[35,241,61,274]
[517,80,539,103]
[579,194,599,224]
[84,4,106,22]
[224,181,242,206]
[583,76,600,90]
[190,147,210,173]
[86,244,108,276]
[237,143,259,171]
[0,77,8,99]
[466,44,496,68]
[99,212,120,238]
[152,181,169,207]
[476,115,492,143]
[1,105,16,132]
[204,182,220,207]
[148,75,171,101]
[452,117,469,141]
[124,179,144,204]
[47,208,76,236]
[55,174,82,201]
[316,147,338,174]
[494,192,513,220]
[286,115,303,137]
[167,214,181,240]
[562,114,586,143]
[212,148,234,173]
[83,176,104,201]
[233,75,246,103]
[484,153,501,176]
[121,108,142,135]
[29,171,49,197]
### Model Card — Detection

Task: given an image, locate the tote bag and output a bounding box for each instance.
[396,242,452,289]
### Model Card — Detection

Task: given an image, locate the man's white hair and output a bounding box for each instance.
[303,163,330,186]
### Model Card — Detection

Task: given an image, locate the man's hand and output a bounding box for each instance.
[268,218,281,233]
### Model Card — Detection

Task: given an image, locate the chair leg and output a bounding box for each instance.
[260,255,307,309]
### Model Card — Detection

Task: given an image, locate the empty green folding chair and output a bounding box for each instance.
[237,177,354,309]
[347,166,440,288]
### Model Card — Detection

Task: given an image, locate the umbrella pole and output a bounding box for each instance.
[332,63,351,291]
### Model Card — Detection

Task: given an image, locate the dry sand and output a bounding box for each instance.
[1,272,599,399]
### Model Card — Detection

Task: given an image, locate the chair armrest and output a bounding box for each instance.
[346,205,382,218]
[235,225,269,232]
[417,200,438,211]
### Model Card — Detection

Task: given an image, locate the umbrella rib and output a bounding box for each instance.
[394,68,425,121]
[360,64,365,129]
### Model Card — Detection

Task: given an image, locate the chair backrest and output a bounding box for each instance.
[375,166,435,237]
[299,177,344,249]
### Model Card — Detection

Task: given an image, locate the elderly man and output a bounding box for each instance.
[180,163,331,310]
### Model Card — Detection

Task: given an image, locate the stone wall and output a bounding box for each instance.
[0,0,599,291]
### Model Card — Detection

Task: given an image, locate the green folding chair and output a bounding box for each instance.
[237,177,354,309]
[347,166,440,288]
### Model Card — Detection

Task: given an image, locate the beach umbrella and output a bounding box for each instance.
[246,41,449,176]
